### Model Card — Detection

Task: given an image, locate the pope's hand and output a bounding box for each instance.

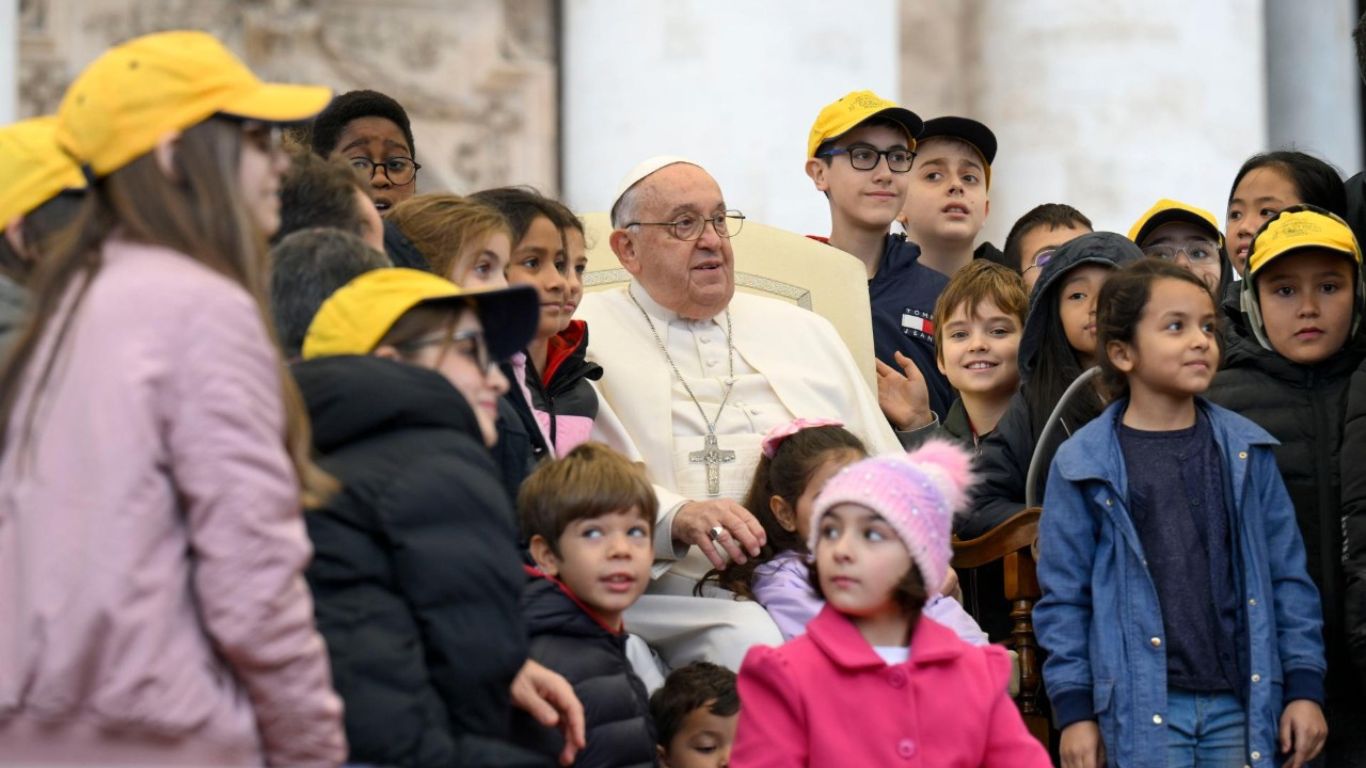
[675,499,766,569]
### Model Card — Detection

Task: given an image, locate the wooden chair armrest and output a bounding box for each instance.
[951,507,1041,569]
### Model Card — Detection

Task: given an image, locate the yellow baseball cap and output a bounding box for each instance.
[302,268,540,361]
[1127,198,1224,247]
[0,116,86,225]
[1246,207,1361,278]
[1240,206,1364,351]
[807,90,923,160]
[56,30,333,177]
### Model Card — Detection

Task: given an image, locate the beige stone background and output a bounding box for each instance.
[15,0,560,196]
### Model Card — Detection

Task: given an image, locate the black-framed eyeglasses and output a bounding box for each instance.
[348,156,421,186]
[401,329,493,374]
[625,210,746,241]
[818,144,916,173]
[1142,239,1220,265]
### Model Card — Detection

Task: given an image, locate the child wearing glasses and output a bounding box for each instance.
[1208,207,1366,763]
[294,268,574,766]
[309,88,420,215]
[805,90,953,426]
[1002,203,1094,296]
[1038,258,1327,768]
[1129,199,1232,298]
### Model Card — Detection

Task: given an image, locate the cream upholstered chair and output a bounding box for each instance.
[579,211,877,394]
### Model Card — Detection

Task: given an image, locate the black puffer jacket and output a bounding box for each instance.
[1339,354,1366,691]
[525,319,603,455]
[965,233,1141,538]
[294,356,547,768]
[513,571,655,768]
[1207,307,1366,711]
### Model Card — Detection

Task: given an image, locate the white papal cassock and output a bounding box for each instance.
[578,281,901,669]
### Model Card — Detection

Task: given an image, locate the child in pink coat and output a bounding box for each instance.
[731,441,1050,767]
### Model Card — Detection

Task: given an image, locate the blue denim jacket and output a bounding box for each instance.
[1035,399,1325,768]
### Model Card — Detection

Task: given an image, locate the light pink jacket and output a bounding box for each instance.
[732,605,1050,768]
[0,240,346,765]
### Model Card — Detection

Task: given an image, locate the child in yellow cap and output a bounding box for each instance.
[1208,205,1365,761]
[0,31,345,765]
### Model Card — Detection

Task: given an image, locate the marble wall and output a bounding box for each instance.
[11,0,561,195]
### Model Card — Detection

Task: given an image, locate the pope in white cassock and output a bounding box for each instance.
[577,156,903,670]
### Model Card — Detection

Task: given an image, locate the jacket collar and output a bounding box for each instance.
[806,603,964,671]
[522,565,625,636]
[1052,397,1277,486]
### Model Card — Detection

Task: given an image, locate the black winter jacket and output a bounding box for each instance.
[1206,310,1366,710]
[525,319,603,455]
[294,356,547,768]
[1346,171,1364,252]
[513,570,656,768]
[1339,354,1366,691]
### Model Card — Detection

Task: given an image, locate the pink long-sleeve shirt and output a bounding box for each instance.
[0,240,345,765]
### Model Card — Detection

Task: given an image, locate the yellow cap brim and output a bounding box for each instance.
[219,82,334,124]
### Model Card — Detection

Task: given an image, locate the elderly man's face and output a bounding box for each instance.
[617,164,735,320]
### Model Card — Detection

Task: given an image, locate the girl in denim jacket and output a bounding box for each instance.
[1036,259,1327,768]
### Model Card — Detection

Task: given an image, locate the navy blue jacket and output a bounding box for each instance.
[1036,398,1325,768]
[867,234,954,419]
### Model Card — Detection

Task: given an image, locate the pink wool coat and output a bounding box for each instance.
[732,605,1050,767]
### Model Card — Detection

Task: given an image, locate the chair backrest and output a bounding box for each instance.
[579,211,877,393]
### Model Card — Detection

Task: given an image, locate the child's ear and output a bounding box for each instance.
[656,744,669,767]
[372,345,403,362]
[770,495,798,533]
[528,534,561,577]
[804,157,829,192]
[936,353,948,377]
[1107,339,1136,373]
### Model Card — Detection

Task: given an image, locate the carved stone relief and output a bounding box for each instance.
[16,0,560,195]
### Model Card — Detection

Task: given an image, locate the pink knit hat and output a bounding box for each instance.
[807,439,975,592]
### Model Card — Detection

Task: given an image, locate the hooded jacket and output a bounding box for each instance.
[1207,290,1366,714]
[512,569,656,768]
[294,355,547,768]
[525,319,603,456]
[965,232,1142,539]
[1340,355,1366,692]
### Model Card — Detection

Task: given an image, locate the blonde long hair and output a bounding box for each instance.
[387,193,511,282]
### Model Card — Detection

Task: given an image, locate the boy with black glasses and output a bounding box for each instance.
[805,90,950,425]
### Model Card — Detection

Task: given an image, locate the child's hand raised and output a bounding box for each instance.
[876,351,934,431]
[1279,699,1327,768]
[1060,720,1105,768]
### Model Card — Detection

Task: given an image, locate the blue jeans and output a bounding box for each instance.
[1165,690,1247,768]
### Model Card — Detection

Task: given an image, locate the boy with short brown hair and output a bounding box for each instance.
[517,442,660,766]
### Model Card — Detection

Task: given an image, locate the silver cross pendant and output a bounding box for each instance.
[689,432,737,497]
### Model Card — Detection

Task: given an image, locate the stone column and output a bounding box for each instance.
[1265,0,1363,175]
[561,0,900,234]
[933,0,1269,242]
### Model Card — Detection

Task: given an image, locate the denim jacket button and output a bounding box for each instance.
[1251,673,1261,683]
[1248,597,1257,606]
[1152,714,1163,724]
[1239,451,1248,460]
[1150,636,1161,648]
[1251,751,1262,761]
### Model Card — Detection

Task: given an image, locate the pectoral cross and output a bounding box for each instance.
[689,433,736,497]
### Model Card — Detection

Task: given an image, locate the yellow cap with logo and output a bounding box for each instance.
[807,90,923,160]
[0,116,86,225]
[1128,198,1224,247]
[1241,206,1364,352]
[302,268,540,362]
[56,30,333,178]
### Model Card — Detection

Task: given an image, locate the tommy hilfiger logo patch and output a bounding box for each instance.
[901,309,935,341]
